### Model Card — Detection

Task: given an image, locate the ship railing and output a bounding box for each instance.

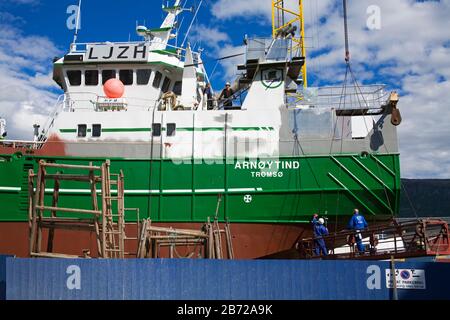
[61,92,159,112]
[38,94,66,141]
[297,218,450,260]
[289,84,389,111]
[0,140,45,150]
[245,37,300,63]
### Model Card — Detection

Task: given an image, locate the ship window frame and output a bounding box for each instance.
[173,81,182,95]
[152,71,163,88]
[102,70,116,85]
[167,123,176,137]
[92,124,102,138]
[152,123,161,137]
[162,77,172,93]
[77,124,87,138]
[85,70,99,86]
[119,69,134,86]
[67,70,82,86]
[137,69,152,85]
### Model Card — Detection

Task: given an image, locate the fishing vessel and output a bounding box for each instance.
[0,0,402,258]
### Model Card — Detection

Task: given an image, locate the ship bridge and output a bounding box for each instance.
[52,41,206,113]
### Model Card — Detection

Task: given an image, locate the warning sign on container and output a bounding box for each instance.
[385,269,426,290]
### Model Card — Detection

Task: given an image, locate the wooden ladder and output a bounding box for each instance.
[100,163,126,259]
[28,160,128,259]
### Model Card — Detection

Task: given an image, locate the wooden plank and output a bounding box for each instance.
[47,178,60,253]
[40,222,96,232]
[207,220,214,259]
[213,218,223,259]
[41,217,96,223]
[35,206,101,215]
[40,163,101,171]
[36,164,46,254]
[29,165,42,255]
[146,226,208,238]
[44,174,102,182]
[27,170,34,243]
[118,170,125,258]
[156,239,205,245]
[225,220,235,259]
[148,236,201,240]
[89,163,102,259]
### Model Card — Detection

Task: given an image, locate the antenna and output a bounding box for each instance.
[72,0,82,46]
[181,0,203,48]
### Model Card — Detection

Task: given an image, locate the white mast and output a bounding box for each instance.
[145,0,183,50]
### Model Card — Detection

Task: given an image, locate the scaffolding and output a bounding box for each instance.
[27,160,234,260]
[137,217,234,259]
[28,160,131,258]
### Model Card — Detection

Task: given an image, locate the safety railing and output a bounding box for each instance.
[38,94,66,141]
[60,92,159,112]
[290,84,389,111]
[297,218,450,260]
[245,37,300,63]
[0,140,45,150]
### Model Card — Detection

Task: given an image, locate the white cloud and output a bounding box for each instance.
[0,21,61,140]
[189,24,231,50]
[186,24,245,84]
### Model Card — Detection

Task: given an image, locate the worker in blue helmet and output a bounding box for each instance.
[348,209,368,253]
[312,214,329,256]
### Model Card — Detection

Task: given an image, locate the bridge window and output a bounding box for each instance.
[173,81,182,95]
[153,71,162,88]
[92,124,101,137]
[152,123,161,137]
[67,70,82,86]
[102,70,116,85]
[85,70,99,86]
[77,124,87,138]
[162,77,171,93]
[167,123,176,137]
[120,70,133,86]
[137,69,152,85]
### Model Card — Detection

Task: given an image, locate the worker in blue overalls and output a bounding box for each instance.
[347,209,368,253]
[311,214,329,256]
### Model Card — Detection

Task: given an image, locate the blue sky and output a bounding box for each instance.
[0,0,264,89]
[1,0,450,179]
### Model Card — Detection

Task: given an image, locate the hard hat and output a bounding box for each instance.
[318,218,325,225]
[226,82,231,86]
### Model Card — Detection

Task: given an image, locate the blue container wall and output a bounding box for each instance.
[5,259,450,300]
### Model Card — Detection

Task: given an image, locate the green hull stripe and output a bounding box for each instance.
[102,128,152,133]
[60,127,275,134]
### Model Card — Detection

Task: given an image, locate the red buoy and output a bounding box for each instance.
[103,78,125,98]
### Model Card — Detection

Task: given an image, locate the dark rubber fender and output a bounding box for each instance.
[391,108,402,126]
